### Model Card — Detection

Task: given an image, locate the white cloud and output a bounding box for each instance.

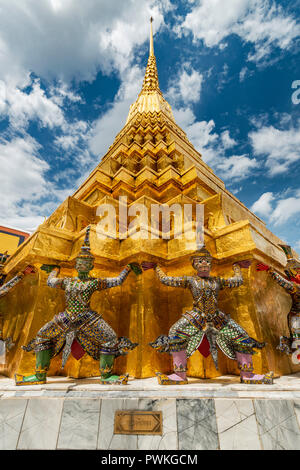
[173,105,258,181]
[0,135,74,232]
[270,196,300,226]
[167,65,203,104]
[0,137,48,201]
[54,120,89,150]
[251,192,275,218]
[221,130,237,149]
[0,78,65,130]
[0,136,49,230]
[217,154,260,179]
[239,66,254,82]
[49,81,83,106]
[249,120,300,175]
[178,0,300,63]
[0,0,170,86]
[251,190,300,226]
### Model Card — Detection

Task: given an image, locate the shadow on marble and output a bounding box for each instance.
[177,399,219,450]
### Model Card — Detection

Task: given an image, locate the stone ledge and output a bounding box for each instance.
[0,373,300,399]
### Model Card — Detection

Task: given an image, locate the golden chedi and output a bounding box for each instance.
[1,20,299,380]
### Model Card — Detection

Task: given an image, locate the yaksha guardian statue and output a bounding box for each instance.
[0,264,35,299]
[0,261,35,349]
[15,227,140,386]
[143,246,273,385]
[257,244,300,365]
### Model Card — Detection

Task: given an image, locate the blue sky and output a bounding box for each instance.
[0,0,299,251]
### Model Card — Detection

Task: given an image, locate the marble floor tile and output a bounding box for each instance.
[137,399,178,450]
[254,399,300,450]
[215,399,261,450]
[17,398,64,449]
[0,399,27,450]
[177,399,219,450]
[97,398,139,450]
[57,399,101,449]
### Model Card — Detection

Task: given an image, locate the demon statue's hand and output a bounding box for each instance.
[127,262,142,276]
[41,264,61,274]
[256,263,270,271]
[141,261,157,271]
[23,265,36,275]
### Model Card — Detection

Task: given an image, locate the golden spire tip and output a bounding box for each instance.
[149,17,154,56]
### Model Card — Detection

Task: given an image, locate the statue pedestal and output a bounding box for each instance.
[0,374,300,450]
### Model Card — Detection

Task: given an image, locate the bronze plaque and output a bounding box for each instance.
[114,410,163,435]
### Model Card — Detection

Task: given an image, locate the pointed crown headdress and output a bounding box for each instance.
[76,226,94,261]
[279,244,300,275]
[190,245,213,264]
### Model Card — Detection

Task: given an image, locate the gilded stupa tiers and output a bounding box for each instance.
[1,20,299,380]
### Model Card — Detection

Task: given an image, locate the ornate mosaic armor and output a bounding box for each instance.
[257,245,300,365]
[15,227,139,385]
[152,265,263,364]
[0,272,24,298]
[147,246,272,385]
[24,267,135,364]
[270,269,300,362]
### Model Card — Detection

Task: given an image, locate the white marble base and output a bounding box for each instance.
[0,373,300,450]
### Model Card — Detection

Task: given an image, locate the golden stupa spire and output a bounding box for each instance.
[126,18,175,123]
[140,17,161,94]
[150,16,154,56]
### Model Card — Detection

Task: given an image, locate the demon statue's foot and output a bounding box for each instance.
[15,350,51,386]
[236,352,273,385]
[99,353,129,384]
[240,371,274,385]
[277,336,293,355]
[156,372,188,385]
[99,373,129,385]
[15,371,47,386]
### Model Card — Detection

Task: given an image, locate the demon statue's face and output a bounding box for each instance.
[192,257,212,278]
[75,257,94,278]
